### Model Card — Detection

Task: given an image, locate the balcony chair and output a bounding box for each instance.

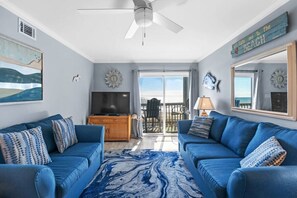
[143,98,161,133]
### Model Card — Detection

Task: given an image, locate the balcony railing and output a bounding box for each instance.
[141,102,189,133]
[239,103,252,109]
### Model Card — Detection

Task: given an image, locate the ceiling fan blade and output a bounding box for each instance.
[78,0,134,14]
[133,0,151,8]
[111,0,132,8]
[125,20,139,39]
[151,0,185,11]
[153,12,183,33]
[77,8,133,14]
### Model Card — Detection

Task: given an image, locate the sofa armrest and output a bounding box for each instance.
[75,125,105,143]
[0,164,55,198]
[227,166,297,198]
[177,120,192,134]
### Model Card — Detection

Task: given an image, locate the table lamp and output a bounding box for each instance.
[194,96,215,117]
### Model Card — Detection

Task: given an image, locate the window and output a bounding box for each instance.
[139,72,189,134]
[234,72,254,109]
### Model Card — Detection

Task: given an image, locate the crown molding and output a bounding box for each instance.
[197,0,290,62]
[93,59,198,63]
[0,1,95,62]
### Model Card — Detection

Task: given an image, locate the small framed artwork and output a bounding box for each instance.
[0,35,43,104]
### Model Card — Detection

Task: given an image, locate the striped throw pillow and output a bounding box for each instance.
[52,117,78,153]
[188,117,213,138]
[0,127,51,165]
[240,136,287,168]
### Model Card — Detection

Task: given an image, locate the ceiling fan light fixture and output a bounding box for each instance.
[135,8,153,27]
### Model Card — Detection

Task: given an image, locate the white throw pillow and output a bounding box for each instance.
[0,126,51,165]
[240,136,287,168]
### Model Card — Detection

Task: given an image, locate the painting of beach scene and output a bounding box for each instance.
[0,35,42,104]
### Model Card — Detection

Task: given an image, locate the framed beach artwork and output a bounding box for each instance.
[0,35,43,104]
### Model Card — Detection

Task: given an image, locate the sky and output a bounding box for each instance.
[0,61,38,74]
[234,77,252,98]
[140,76,252,102]
[140,77,184,103]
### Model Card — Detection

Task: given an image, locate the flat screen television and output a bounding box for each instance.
[91,92,130,115]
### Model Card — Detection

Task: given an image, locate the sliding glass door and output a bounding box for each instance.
[140,72,189,134]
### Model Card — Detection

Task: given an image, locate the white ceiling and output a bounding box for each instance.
[0,0,288,63]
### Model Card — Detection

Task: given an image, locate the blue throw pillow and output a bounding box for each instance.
[240,136,287,168]
[209,111,229,142]
[52,117,78,153]
[0,127,51,165]
[221,117,258,157]
[188,117,213,138]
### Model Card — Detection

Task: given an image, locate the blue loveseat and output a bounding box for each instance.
[0,114,105,198]
[178,111,297,198]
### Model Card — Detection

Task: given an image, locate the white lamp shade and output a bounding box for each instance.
[194,96,215,110]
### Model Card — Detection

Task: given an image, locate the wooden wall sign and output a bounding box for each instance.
[231,12,288,57]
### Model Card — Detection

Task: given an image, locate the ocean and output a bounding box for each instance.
[235,97,251,103]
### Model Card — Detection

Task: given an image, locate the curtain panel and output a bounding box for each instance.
[132,70,143,138]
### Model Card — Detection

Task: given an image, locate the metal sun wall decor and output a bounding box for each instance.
[0,35,43,104]
[271,69,287,89]
[105,69,123,88]
[202,72,221,92]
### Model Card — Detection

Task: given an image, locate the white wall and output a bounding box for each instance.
[198,1,297,128]
[0,6,94,128]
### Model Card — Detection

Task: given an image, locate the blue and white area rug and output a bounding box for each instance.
[80,149,203,198]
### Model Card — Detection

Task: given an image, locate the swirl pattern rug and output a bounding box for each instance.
[80,149,203,198]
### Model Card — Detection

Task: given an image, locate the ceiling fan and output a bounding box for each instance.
[78,0,184,45]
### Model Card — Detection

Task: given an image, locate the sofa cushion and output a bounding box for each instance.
[0,124,27,133]
[209,111,229,142]
[0,124,28,163]
[244,122,283,156]
[47,156,88,197]
[188,117,213,138]
[186,143,239,167]
[198,158,241,198]
[245,122,297,165]
[240,136,287,168]
[26,114,63,153]
[52,117,78,153]
[178,133,217,151]
[276,129,297,165]
[50,143,102,166]
[221,117,258,157]
[0,127,51,165]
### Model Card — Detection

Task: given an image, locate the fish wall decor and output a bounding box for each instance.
[202,72,221,92]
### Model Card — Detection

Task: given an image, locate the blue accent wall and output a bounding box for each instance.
[198,1,297,128]
[0,6,94,128]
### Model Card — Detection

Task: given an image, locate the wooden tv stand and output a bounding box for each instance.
[88,115,131,141]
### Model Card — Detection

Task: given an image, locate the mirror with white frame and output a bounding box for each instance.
[231,42,297,120]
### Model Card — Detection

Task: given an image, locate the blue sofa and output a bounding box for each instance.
[178,111,297,198]
[0,114,105,198]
